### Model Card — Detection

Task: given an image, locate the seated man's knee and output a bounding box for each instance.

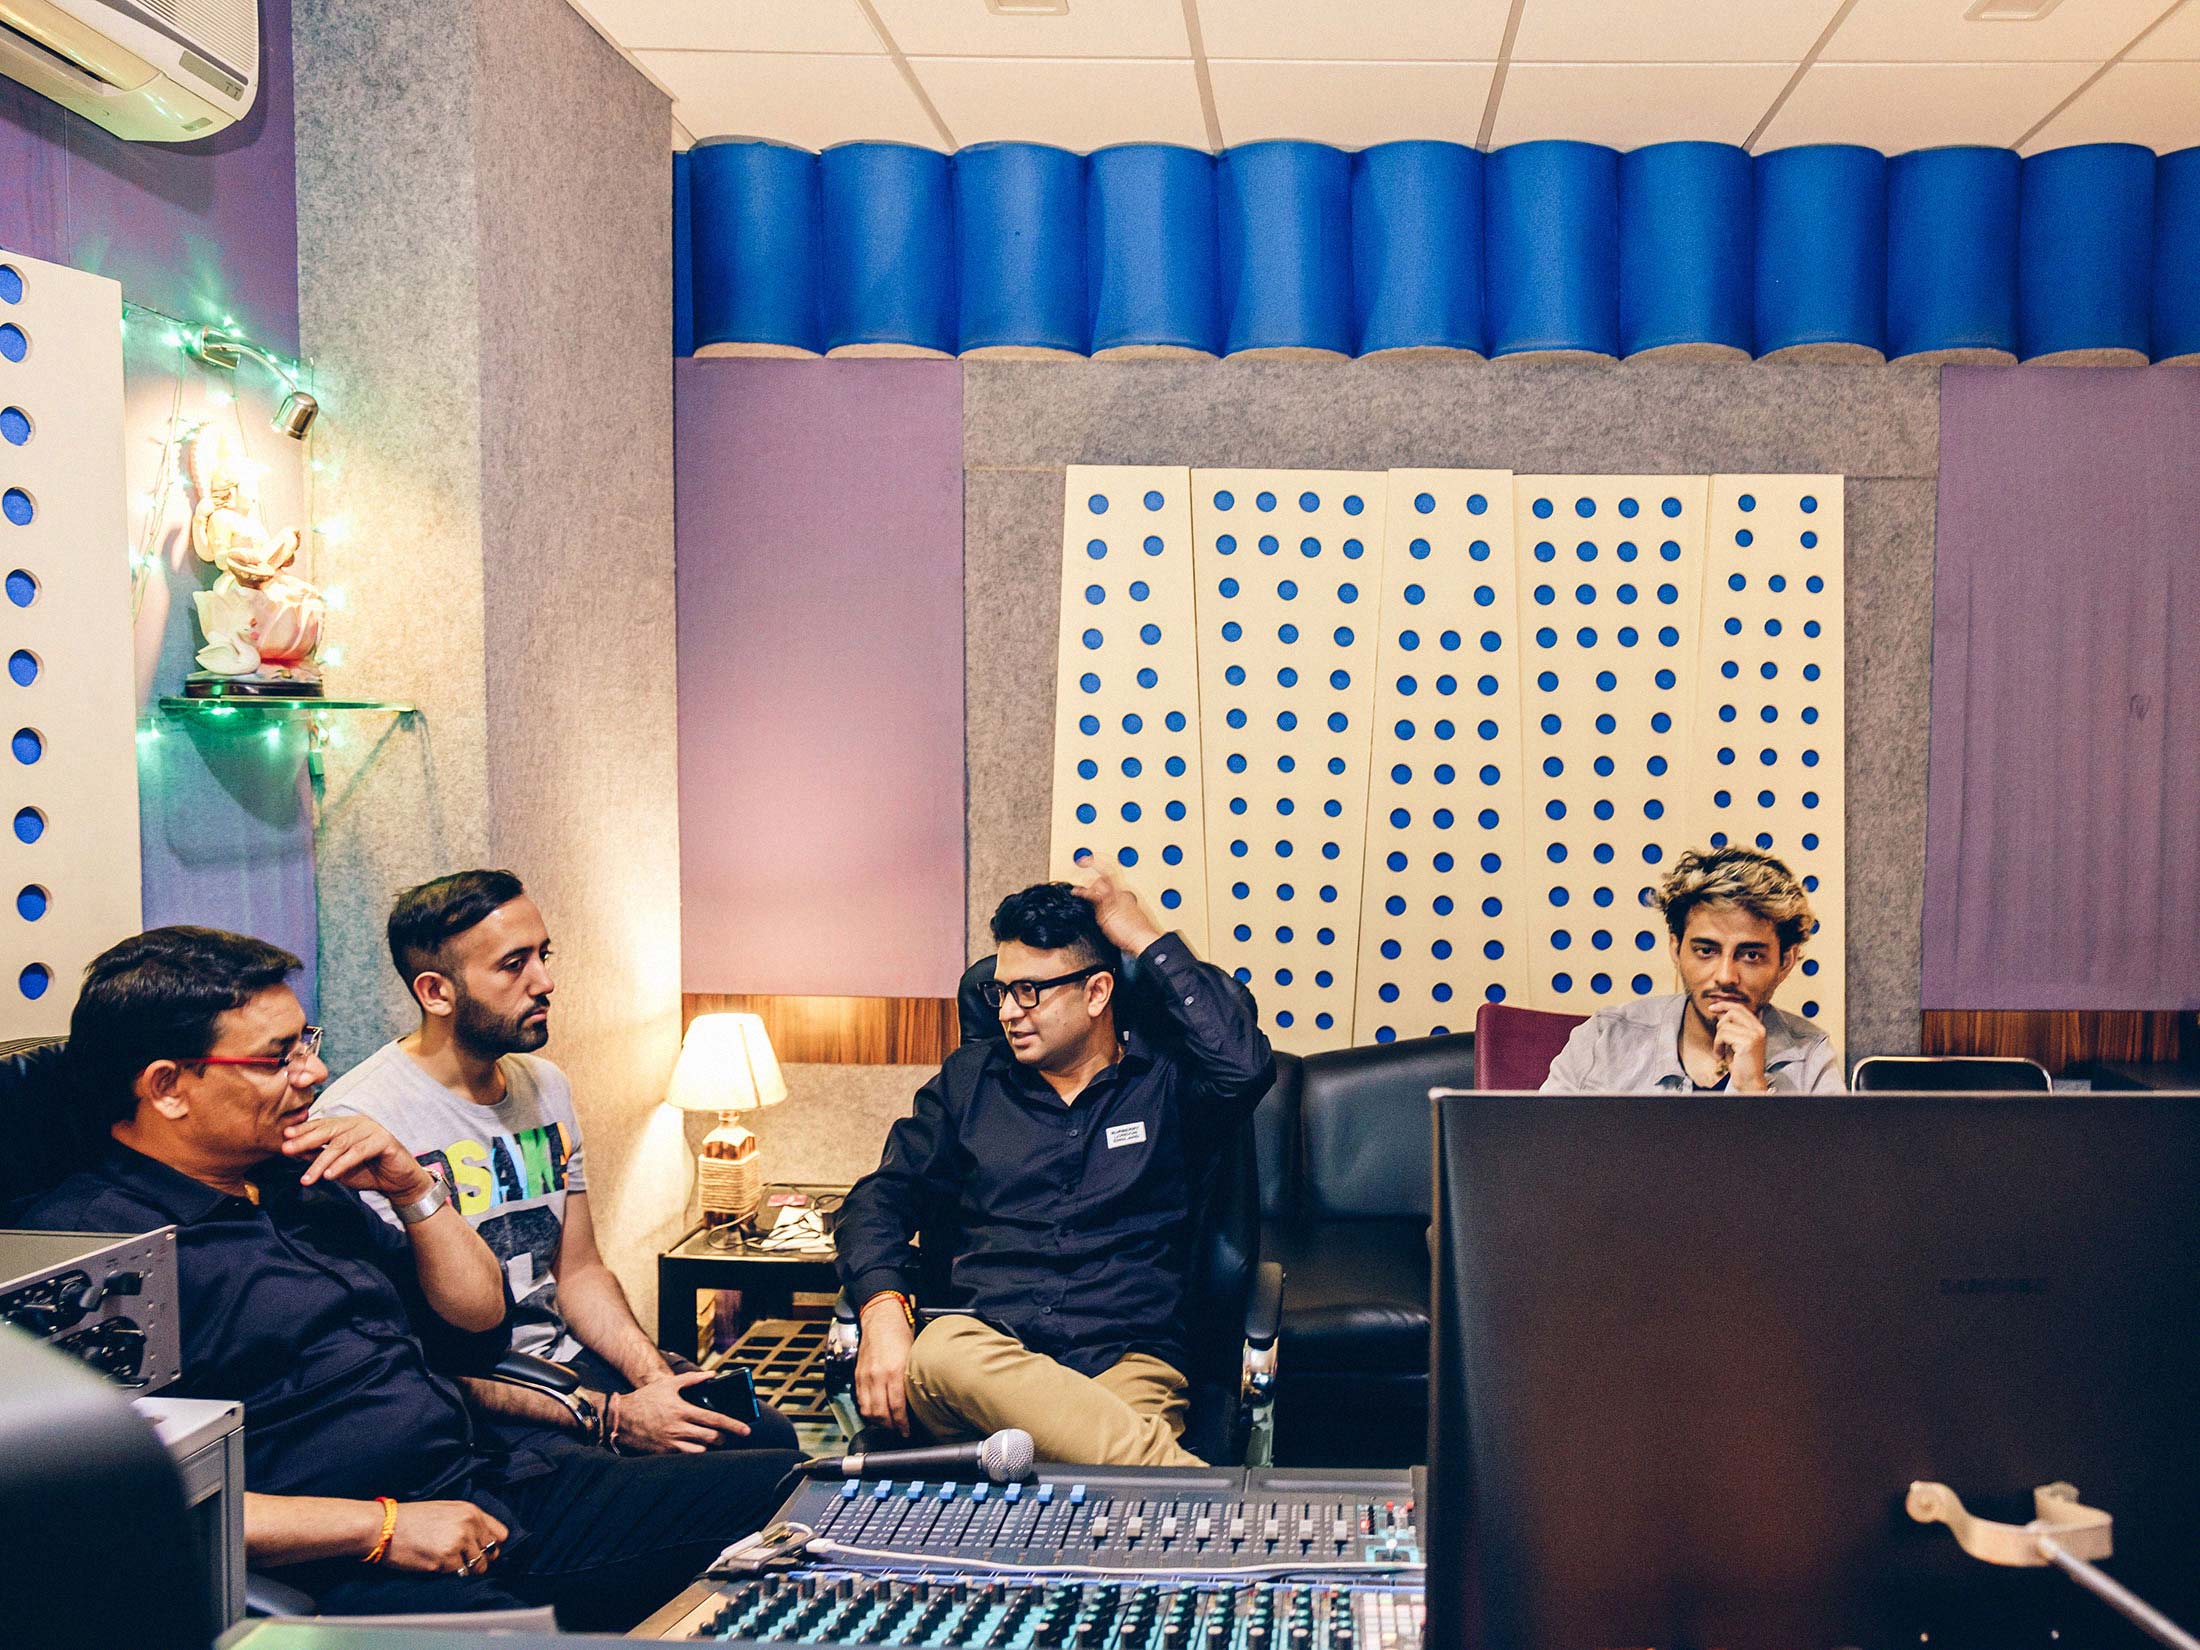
[904,1315,988,1402]
[739,1403,800,1453]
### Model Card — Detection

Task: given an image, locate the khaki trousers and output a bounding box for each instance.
[902,1314,1204,1468]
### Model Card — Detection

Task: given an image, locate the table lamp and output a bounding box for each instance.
[668,1012,788,1237]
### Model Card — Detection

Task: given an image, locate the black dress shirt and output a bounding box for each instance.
[836,935,1275,1379]
[18,1142,516,1506]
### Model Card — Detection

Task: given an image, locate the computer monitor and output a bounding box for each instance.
[1426,1092,2200,1650]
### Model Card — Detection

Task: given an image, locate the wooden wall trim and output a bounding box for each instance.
[1920,1009,2187,1072]
[683,993,958,1065]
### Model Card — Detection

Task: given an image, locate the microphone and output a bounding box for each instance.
[798,1428,1035,1483]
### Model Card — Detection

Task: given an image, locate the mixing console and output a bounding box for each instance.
[651,1570,1424,1648]
[634,1467,1424,1646]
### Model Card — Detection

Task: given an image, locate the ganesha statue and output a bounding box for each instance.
[185,430,328,697]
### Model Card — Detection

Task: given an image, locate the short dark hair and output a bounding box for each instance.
[1653,845,1817,954]
[387,869,527,992]
[989,882,1113,970]
[69,927,302,1126]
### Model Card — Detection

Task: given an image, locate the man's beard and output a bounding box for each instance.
[453,988,549,1057]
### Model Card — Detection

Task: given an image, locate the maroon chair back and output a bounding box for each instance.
[1472,1002,1588,1091]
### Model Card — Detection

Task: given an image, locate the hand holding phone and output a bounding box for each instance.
[686,1365,759,1425]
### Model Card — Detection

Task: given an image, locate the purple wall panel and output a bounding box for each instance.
[0,0,300,353]
[1924,367,2200,1010]
[675,358,966,998]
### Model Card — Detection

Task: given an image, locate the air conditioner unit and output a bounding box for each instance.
[0,0,257,142]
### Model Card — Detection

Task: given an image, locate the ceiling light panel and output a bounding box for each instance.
[1195,0,1511,62]
[910,56,1210,147]
[2022,60,2200,151]
[1822,0,2171,62]
[1759,60,2100,149]
[870,0,1191,57]
[1490,63,1797,148]
[574,0,885,53]
[1206,60,1497,147]
[640,50,944,147]
[1508,0,1839,64]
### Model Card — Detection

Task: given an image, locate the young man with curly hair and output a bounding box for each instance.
[1542,845,1842,1094]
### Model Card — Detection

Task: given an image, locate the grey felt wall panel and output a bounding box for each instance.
[964,360,1940,1061]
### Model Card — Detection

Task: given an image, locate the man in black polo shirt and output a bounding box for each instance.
[17,927,797,1628]
[837,857,1274,1465]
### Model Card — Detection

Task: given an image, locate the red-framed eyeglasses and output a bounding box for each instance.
[188,1025,324,1071]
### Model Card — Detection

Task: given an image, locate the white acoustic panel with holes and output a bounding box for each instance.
[1688,476,1847,1051]
[1050,467,1210,951]
[0,249,138,1035]
[1190,472,1386,1054]
[1354,470,1528,1046]
[1515,476,1710,1015]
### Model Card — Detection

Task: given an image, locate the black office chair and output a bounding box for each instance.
[1850,1054,2053,1092]
[0,1036,567,1627]
[825,954,1285,1466]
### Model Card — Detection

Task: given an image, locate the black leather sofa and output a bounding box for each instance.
[1256,1033,1475,1467]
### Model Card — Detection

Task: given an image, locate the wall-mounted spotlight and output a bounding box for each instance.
[184,326,320,440]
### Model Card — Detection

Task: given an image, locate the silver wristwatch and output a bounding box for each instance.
[391,1179,449,1225]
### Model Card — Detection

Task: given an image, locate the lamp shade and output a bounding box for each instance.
[668,1012,788,1112]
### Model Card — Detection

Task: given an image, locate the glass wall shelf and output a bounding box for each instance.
[156,696,416,716]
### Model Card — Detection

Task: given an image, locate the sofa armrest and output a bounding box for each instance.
[1244,1259,1284,1351]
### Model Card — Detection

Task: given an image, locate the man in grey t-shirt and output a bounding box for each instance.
[317,869,794,1456]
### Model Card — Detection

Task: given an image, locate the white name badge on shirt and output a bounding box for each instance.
[1105,1121,1148,1150]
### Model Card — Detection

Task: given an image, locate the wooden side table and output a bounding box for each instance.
[655,1186,849,1360]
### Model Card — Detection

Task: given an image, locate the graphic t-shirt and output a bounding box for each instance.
[315,1043,586,1361]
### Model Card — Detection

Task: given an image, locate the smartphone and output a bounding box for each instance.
[688,1366,758,1424]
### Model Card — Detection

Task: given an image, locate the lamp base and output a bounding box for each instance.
[698,1113,763,1229]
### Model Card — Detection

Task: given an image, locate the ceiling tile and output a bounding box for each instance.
[1823,0,2168,62]
[910,57,1210,148]
[573,0,883,54]
[1510,0,1835,64]
[872,0,1189,58]
[1195,0,1511,62]
[2126,0,2200,59]
[1490,63,1795,147]
[2022,60,2200,150]
[1759,61,2096,149]
[640,51,943,148]
[1208,60,1496,147]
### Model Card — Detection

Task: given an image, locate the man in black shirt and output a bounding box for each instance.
[17,927,797,1628]
[837,858,1274,1465]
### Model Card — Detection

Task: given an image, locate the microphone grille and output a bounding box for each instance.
[979,1428,1035,1482]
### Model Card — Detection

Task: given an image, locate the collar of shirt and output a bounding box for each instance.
[996,1027,1155,1105]
[91,1140,314,1223]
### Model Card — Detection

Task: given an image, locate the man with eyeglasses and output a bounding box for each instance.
[836,857,1275,1466]
[15,927,797,1627]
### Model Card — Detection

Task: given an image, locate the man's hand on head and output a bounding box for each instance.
[1070,853,1165,958]
[281,1112,435,1201]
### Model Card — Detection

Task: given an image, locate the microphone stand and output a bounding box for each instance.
[1908,1480,2200,1650]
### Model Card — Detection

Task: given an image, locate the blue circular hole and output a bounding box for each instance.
[1144,490,1165,511]
[11,726,40,764]
[0,407,28,446]
[12,805,43,842]
[0,324,26,363]
[2,488,32,527]
[18,961,49,999]
[6,648,34,687]
[1256,491,1276,511]
[0,266,20,304]
[15,883,45,920]
[1088,494,1109,514]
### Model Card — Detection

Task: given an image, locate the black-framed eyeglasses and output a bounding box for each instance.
[187,1025,324,1072]
[980,967,1108,1011]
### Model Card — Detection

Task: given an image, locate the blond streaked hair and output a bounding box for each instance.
[1651,845,1816,954]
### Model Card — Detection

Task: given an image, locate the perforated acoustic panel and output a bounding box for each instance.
[1354,471,1528,1045]
[1189,473,1386,1056]
[0,250,139,1036]
[1515,477,1709,1015]
[1049,468,1847,1058]
[1049,468,1209,952]
[1689,478,1847,1047]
